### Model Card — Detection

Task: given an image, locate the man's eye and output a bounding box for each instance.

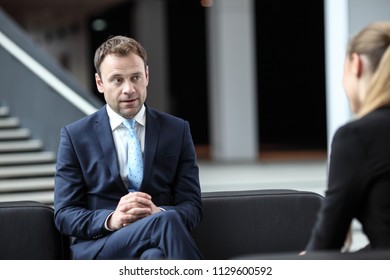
[113,78,122,84]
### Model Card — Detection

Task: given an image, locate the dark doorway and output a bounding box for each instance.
[166,0,209,152]
[255,1,327,159]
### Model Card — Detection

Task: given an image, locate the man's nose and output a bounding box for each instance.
[123,80,135,94]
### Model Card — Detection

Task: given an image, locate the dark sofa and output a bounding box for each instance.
[191,189,323,259]
[0,200,70,259]
[0,189,332,260]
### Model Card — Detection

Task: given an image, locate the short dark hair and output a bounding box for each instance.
[94,35,148,75]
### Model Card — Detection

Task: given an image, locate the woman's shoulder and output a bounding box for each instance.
[342,106,390,129]
[334,106,390,144]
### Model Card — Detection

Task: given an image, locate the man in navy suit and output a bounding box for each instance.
[54,36,204,259]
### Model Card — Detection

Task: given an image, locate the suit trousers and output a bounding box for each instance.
[95,210,204,260]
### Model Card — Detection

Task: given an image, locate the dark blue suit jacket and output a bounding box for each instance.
[54,105,203,259]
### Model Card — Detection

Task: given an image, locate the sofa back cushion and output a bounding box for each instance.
[191,189,323,259]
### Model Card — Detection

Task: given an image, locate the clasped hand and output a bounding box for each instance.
[108,192,161,230]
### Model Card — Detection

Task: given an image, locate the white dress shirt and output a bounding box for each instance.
[106,104,146,188]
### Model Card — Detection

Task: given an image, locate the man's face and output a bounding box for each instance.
[95,53,149,118]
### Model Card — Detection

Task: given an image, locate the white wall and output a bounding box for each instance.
[207,0,258,161]
[28,20,91,92]
[349,0,390,36]
[324,0,351,154]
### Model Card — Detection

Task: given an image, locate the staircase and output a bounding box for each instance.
[0,106,56,205]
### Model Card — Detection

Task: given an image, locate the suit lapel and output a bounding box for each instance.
[142,107,160,189]
[94,107,127,192]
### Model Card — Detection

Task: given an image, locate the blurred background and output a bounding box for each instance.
[1,0,389,250]
[1,0,330,160]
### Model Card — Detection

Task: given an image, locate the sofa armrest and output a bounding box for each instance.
[0,200,70,259]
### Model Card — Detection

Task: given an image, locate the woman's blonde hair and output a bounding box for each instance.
[347,22,390,117]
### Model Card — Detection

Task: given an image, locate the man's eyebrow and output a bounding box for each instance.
[107,71,144,81]
[108,73,123,80]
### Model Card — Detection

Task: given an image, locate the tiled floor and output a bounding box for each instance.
[198,159,369,252]
[198,159,328,194]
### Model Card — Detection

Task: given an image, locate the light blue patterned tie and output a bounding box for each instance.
[123,119,143,191]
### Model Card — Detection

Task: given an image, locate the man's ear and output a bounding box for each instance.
[351,53,363,78]
[95,73,104,93]
[145,65,149,86]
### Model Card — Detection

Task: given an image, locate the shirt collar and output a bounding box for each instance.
[106,104,146,131]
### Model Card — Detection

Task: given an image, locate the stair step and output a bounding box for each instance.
[0,151,56,165]
[0,107,9,117]
[0,139,43,153]
[0,164,55,179]
[0,107,55,205]
[0,191,54,205]
[0,128,30,140]
[0,177,54,192]
[0,117,19,128]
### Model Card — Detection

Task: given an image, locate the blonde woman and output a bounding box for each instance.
[305,22,390,252]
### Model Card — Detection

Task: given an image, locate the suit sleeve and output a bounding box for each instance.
[54,127,113,239]
[305,124,369,251]
[160,121,203,231]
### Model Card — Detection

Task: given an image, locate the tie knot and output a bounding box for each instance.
[124,119,136,130]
